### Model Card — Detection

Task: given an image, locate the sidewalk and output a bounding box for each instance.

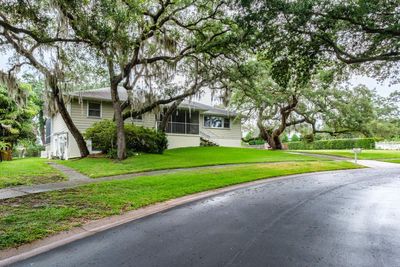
[0,162,287,200]
[292,152,400,169]
[354,160,400,168]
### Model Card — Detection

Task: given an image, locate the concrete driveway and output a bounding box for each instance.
[10,166,400,267]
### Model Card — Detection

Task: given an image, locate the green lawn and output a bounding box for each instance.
[299,149,400,161]
[0,158,65,189]
[0,160,360,249]
[59,147,325,178]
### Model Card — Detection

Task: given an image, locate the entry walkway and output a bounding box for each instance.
[0,162,281,200]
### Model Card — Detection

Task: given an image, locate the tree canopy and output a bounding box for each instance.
[0,0,398,155]
[229,59,377,148]
[237,0,400,79]
[0,83,38,147]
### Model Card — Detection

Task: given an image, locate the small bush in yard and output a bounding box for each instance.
[125,124,168,154]
[287,138,378,150]
[84,120,117,153]
[248,139,265,145]
[84,120,168,156]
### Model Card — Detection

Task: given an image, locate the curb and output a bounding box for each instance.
[0,169,358,266]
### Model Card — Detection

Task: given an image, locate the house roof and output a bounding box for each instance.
[71,87,128,101]
[70,87,238,117]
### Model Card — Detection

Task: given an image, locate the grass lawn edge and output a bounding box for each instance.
[57,147,329,178]
[82,159,329,178]
[0,158,67,189]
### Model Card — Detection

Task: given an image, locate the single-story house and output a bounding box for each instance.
[44,88,242,159]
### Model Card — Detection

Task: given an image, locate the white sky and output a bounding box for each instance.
[349,75,399,97]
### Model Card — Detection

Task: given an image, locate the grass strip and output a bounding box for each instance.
[59,147,326,178]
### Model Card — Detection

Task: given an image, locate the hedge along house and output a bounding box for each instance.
[44,88,243,159]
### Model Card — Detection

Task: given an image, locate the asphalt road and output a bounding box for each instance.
[12,167,400,267]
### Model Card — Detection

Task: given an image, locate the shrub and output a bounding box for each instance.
[125,124,168,154]
[25,144,45,157]
[12,140,44,158]
[84,120,116,153]
[291,134,300,142]
[248,139,265,145]
[287,138,378,150]
[84,120,168,155]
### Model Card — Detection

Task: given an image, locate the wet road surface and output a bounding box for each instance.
[11,167,400,267]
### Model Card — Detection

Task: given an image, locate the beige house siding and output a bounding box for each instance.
[67,100,114,158]
[70,99,157,131]
[68,134,81,158]
[125,112,156,129]
[52,112,68,134]
[167,134,200,148]
[48,107,71,158]
[50,99,242,159]
[70,99,114,132]
[66,99,158,158]
[199,114,242,147]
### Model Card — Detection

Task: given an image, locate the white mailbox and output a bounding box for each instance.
[352,148,362,163]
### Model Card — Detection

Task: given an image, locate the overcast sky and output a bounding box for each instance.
[349,75,399,97]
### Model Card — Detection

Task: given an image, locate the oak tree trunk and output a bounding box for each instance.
[39,110,46,145]
[111,83,127,160]
[267,134,283,150]
[158,100,182,132]
[257,114,284,150]
[54,88,89,158]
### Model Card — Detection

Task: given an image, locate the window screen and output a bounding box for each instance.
[88,102,101,117]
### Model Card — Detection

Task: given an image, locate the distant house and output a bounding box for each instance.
[44,88,242,159]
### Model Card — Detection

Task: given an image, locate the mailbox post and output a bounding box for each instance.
[352,148,362,163]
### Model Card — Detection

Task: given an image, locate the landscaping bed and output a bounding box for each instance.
[0,160,361,250]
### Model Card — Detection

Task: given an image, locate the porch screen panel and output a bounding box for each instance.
[159,109,199,134]
[186,110,199,134]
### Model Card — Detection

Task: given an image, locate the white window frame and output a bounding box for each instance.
[87,101,102,118]
[203,116,230,129]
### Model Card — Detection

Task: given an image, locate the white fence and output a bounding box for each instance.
[375,142,400,150]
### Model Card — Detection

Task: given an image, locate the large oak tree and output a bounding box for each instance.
[52,0,237,159]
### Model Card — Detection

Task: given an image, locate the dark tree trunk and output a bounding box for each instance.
[158,100,183,132]
[111,82,126,160]
[267,134,283,149]
[39,110,46,145]
[53,84,89,158]
[259,126,283,150]
[257,109,286,150]
[256,95,301,150]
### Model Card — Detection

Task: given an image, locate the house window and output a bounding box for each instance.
[87,102,101,118]
[204,116,230,129]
